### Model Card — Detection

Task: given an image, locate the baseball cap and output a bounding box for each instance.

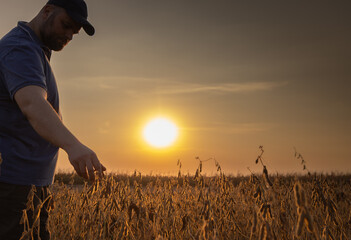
[47,0,95,36]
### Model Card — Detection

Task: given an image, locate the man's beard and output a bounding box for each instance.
[40,14,68,51]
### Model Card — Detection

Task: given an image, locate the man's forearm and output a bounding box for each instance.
[25,97,80,151]
[14,86,80,153]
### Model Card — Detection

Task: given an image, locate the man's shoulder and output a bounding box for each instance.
[0,26,42,60]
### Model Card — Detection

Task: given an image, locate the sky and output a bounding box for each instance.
[1,0,350,175]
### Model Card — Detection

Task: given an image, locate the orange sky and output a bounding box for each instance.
[1,0,350,175]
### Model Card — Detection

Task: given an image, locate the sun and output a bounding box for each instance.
[143,117,178,148]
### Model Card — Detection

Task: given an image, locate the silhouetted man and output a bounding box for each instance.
[0,0,106,239]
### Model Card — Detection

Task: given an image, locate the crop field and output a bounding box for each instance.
[20,150,351,240]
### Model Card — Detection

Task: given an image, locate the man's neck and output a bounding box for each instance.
[26,19,42,44]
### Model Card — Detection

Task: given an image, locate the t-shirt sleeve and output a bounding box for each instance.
[1,45,47,101]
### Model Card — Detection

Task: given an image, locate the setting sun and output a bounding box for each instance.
[142,117,178,148]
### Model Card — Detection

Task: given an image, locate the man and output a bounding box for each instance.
[0,0,106,239]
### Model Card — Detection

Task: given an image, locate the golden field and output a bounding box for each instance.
[20,149,351,240]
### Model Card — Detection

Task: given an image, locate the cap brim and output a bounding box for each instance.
[66,10,95,36]
[82,21,95,36]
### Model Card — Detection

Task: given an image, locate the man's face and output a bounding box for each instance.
[40,7,81,51]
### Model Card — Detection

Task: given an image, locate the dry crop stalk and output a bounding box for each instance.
[294,181,320,240]
[250,212,257,240]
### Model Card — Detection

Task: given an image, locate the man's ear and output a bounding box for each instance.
[41,4,55,21]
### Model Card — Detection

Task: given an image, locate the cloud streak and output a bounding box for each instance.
[60,75,287,98]
[154,81,288,95]
[185,123,270,134]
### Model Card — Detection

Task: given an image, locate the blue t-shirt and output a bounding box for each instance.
[0,22,60,186]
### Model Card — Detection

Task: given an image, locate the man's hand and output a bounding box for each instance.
[66,143,106,181]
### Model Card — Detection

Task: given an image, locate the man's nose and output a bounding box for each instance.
[66,31,73,41]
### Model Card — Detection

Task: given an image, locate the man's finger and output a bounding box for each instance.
[101,164,107,171]
[78,161,88,180]
[86,160,95,181]
[72,162,84,178]
[91,157,103,175]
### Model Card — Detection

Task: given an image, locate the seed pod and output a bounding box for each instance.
[304,210,314,233]
[296,208,306,237]
[294,182,306,208]
[181,215,189,231]
[19,209,28,225]
[263,166,273,187]
[128,202,140,220]
[264,222,273,240]
[148,207,156,222]
[258,223,265,240]
[259,203,265,214]
[322,227,327,240]
[279,211,287,226]
[251,212,257,234]
[26,185,36,211]
[194,169,199,179]
[47,194,55,211]
[198,190,203,202]
[267,205,272,219]
[254,187,260,198]
[250,175,254,183]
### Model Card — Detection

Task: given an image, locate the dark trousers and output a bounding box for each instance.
[0,182,51,240]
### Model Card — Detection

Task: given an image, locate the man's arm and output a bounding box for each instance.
[14,85,106,181]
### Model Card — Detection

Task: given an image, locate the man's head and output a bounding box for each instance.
[37,0,94,51]
[47,0,94,36]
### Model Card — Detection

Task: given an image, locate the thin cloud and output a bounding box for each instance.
[60,76,287,97]
[99,83,115,89]
[184,123,270,134]
[154,81,288,95]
